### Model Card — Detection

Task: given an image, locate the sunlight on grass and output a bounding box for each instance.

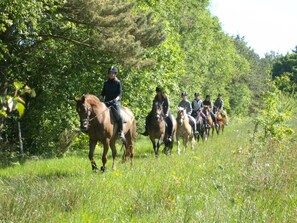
[0,121,296,222]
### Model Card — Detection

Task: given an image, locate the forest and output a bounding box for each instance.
[0,0,296,154]
[1,1,297,222]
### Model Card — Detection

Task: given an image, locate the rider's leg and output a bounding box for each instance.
[166,113,174,141]
[210,111,219,127]
[112,103,125,140]
[188,115,197,133]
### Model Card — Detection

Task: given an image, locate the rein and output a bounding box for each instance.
[83,105,109,126]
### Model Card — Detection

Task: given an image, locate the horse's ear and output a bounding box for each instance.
[74,96,80,102]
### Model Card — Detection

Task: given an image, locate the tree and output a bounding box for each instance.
[271,46,297,92]
[0,0,166,153]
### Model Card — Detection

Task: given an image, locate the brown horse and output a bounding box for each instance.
[176,107,195,154]
[147,102,166,156]
[202,105,216,139]
[147,102,176,156]
[215,110,226,134]
[75,94,136,172]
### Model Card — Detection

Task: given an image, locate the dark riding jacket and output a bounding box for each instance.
[202,99,214,111]
[178,99,192,115]
[214,98,224,110]
[100,78,122,103]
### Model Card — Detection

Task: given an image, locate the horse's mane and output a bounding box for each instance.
[83,94,102,107]
[177,107,188,120]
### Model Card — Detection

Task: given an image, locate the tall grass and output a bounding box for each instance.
[0,120,296,222]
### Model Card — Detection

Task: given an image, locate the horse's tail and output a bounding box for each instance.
[131,116,137,140]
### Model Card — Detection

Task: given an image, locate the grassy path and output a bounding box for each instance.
[0,121,296,222]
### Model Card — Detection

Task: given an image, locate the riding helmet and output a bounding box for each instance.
[218,93,222,96]
[156,86,164,93]
[181,92,187,96]
[108,66,118,74]
[194,92,200,97]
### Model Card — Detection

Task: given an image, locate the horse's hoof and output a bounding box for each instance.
[91,163,98,171]
[100,166,106,172]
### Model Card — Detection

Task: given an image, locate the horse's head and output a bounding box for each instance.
[202,105,210,116]
[176,107,187,125]
[75,95,92,132]
[152,102,163,120]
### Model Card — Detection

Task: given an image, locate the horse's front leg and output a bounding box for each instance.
[110,139,117,170]
[176,136,181,155]
[89,140,98,171]
[101,139,110,172]
[156,136,164,156]
[150,138,158,157]
[183,137,188,153]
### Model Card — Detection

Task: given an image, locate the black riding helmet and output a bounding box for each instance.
[156,86,164,93]
[108,66,118,74]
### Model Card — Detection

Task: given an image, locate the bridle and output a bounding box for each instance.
[153,102,164,121]
[81,104,109,129]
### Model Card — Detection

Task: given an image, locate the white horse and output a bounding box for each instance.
[176,107,195,154]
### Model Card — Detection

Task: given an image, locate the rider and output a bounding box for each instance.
[202,95,219,128]
[214,93,228,125]
[99,66,125,141]
[191,92,205,119]
[178,92,197,134]
[142,86,175,142]
[214,93,224,112]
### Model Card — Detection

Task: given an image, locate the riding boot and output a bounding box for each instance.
[117,120,126,142]
[215,120,219,128]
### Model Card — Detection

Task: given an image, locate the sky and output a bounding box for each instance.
[209,0,297,57]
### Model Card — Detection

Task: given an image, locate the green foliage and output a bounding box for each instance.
[0,81,35,118]
[272,46,297,92]
[253,80,295,140]
[1,0,278,154]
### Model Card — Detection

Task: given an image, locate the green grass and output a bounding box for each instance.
[0,120,296,222]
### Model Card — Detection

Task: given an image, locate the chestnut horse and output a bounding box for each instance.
[147,102,176,156]
[75,94,136,172]
[215,110,226,134]
[176,107,195,154]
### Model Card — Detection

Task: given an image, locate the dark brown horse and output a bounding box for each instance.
[202,105,216,139]
[194,114,207,142]
[75,94,136,172]
[147,102,166,156]
[176,107,195,154]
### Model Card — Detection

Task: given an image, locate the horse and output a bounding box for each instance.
[176,107,195,154]
[147,102,176,156]
[75,94,136,172]
[194,114,207,142]
[147,102,166,156]
[215,109,226,134]
[202,105,216,139]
